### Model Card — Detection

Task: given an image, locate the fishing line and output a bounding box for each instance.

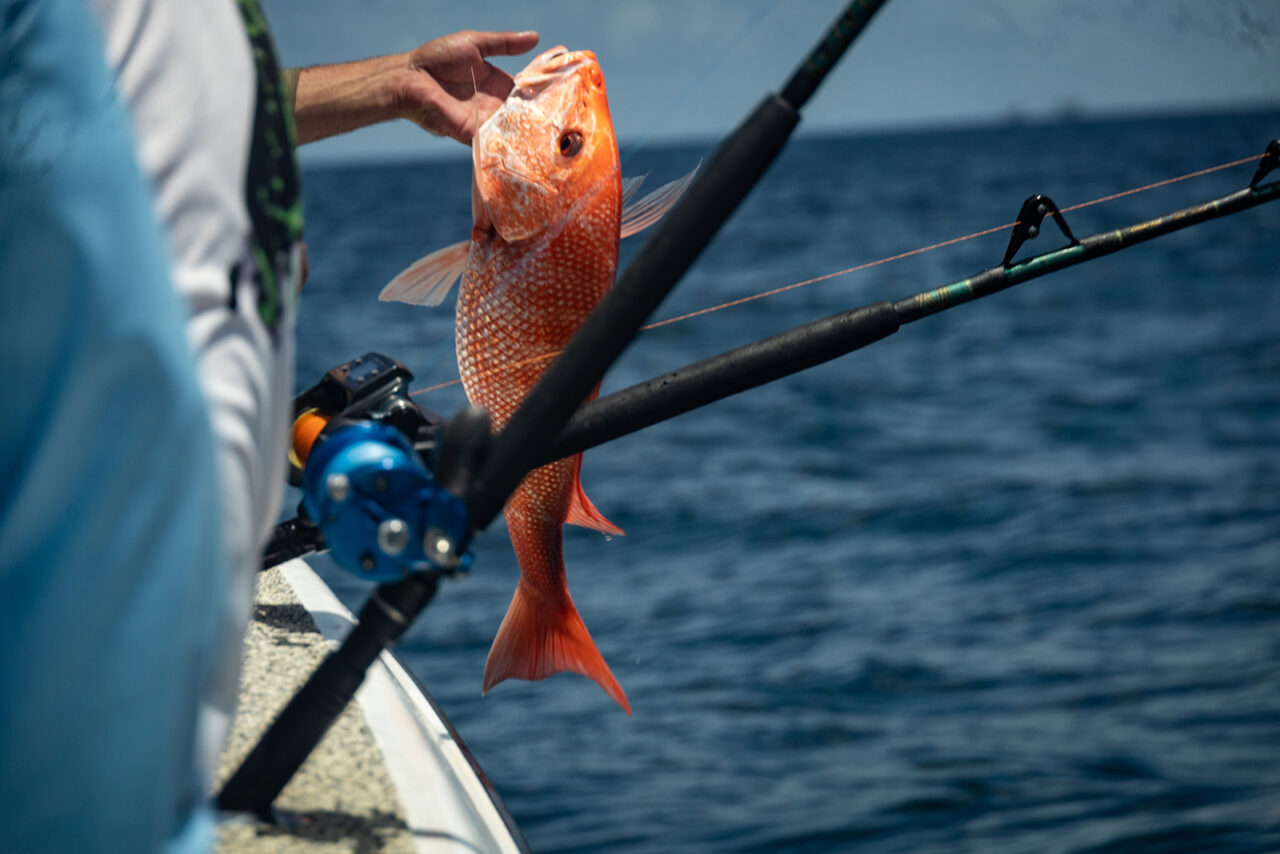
[1057,154,1259,214]
[408,149,1266,397]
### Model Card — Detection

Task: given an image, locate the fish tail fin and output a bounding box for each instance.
[483,582,631,714]
[379,240,469,305]
[565,453,624,536]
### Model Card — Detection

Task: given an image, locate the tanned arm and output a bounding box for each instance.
[290,29,539,146]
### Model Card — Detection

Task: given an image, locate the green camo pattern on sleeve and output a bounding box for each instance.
[233,0,303,336]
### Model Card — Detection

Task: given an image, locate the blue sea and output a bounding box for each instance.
[295,108,1280,853]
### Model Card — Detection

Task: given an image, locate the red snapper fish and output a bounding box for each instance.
[380,47,693,713]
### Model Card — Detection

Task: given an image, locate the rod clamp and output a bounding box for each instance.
[1249,139,1279,190]
[1002,194,1079,267]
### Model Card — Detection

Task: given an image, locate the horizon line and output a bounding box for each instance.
[298,99,1280,170]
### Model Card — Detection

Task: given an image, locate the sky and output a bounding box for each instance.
[259,0,1280,164]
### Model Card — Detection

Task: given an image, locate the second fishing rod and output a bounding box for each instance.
[540,145,1280,464]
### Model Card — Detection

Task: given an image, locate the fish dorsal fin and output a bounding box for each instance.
[378,241,469,306]
[565,454,624,536]
[619,164,699,239]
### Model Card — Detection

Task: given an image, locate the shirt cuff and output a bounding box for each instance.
[280,67,300,117]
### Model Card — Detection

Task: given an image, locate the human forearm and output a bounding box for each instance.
[285,30,538,147]
[290,53,412,145]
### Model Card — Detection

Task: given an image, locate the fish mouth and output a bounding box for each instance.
[513,46,598,99]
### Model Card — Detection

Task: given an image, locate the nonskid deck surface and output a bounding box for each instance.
[214,567,415,853]
[214,563,525,853]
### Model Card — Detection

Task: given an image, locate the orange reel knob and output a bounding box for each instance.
[289,409,331,469]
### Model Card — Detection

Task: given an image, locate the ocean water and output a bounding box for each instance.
[294,109,1280,853]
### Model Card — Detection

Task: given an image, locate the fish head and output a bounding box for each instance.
[472,47,619,243]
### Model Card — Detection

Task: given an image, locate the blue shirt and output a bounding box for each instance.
[0,0,228,850]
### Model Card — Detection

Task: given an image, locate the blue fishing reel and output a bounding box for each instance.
[264,353,481,582]
[300,419,472,582]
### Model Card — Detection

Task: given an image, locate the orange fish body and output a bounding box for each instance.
[382,48,692,713]
[462,48,629,712]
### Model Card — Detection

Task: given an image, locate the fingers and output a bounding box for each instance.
[468,29,539,59]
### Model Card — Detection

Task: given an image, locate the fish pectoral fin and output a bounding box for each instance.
[566,455,624,536]
[483,583,631,714]
[378,241,470,306]
[619,163,700,239]
[620,174,647,207]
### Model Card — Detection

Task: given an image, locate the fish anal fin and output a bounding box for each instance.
[565,453,624,536]
[379,241,469,306]
[483,583,631,714]
[619,164,700,239]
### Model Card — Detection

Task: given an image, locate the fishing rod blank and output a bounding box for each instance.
[542,303,900,464]
[542,150,1280,463]
[781,0,888,110]
[466,0,891,529]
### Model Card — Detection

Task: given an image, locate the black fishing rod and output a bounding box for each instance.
[540,145,1280,461]
[218,0,887,815]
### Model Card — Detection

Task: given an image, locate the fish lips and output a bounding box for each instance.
[513,46,598,98]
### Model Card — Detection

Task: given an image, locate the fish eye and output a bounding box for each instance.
[558,131,584,158]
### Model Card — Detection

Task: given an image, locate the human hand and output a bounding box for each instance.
[397,30,540,145]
